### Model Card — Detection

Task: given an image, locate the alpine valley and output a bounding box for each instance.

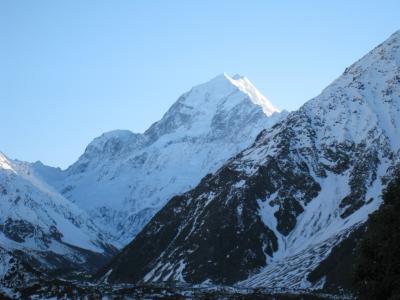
[1,30,400,299]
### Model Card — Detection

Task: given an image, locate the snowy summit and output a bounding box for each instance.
[33,73,286,245]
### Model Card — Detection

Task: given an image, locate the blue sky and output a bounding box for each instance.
[1,1,399,168]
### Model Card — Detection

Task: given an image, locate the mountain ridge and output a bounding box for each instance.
[34,73,286,245]
[0,152,117,277]
[98,30,400,291]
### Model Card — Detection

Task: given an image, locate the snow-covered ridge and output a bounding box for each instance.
[0,152,116,272]
[34,73,286,245]
[0,153,14,172]
[97,30,400,289]
[224,73,279,116]
[300,29,400,147]
[231,29,400,286]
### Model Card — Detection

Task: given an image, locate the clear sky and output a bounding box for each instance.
[1,1,399,168]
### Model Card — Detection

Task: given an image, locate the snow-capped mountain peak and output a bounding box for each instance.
[35,74,287,245]
[0,153,14,172]
[188,72,279,116]
[224,73,279,116]
[144,73,282,143]
[83,130,143,158]
[97,30,400,290]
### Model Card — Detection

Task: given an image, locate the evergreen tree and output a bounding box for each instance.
[353,170,400,300]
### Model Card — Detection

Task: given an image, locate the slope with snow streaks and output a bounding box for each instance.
[37,73,285,245]
[98,30,400,289]
[0,153,116,274]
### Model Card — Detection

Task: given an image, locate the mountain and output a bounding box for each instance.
[98,30,400,291]
[0,153,117,275]
[36,73,286,245]
[0,247,39,298]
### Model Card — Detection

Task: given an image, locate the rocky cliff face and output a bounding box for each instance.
[36,74,285,245]
[99,31,400,290]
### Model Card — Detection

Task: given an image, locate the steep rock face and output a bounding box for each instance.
[37,74,285,245]
[0,153,117,275]
[99,31,400,288]
[99,167,279,284]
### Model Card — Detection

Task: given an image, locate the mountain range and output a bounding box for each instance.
[32,74,286,246]
[1,30,400,298]
[98,30,400,291]
[0,73,286,286]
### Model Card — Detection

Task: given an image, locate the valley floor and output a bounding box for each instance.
[1,281,353,300]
